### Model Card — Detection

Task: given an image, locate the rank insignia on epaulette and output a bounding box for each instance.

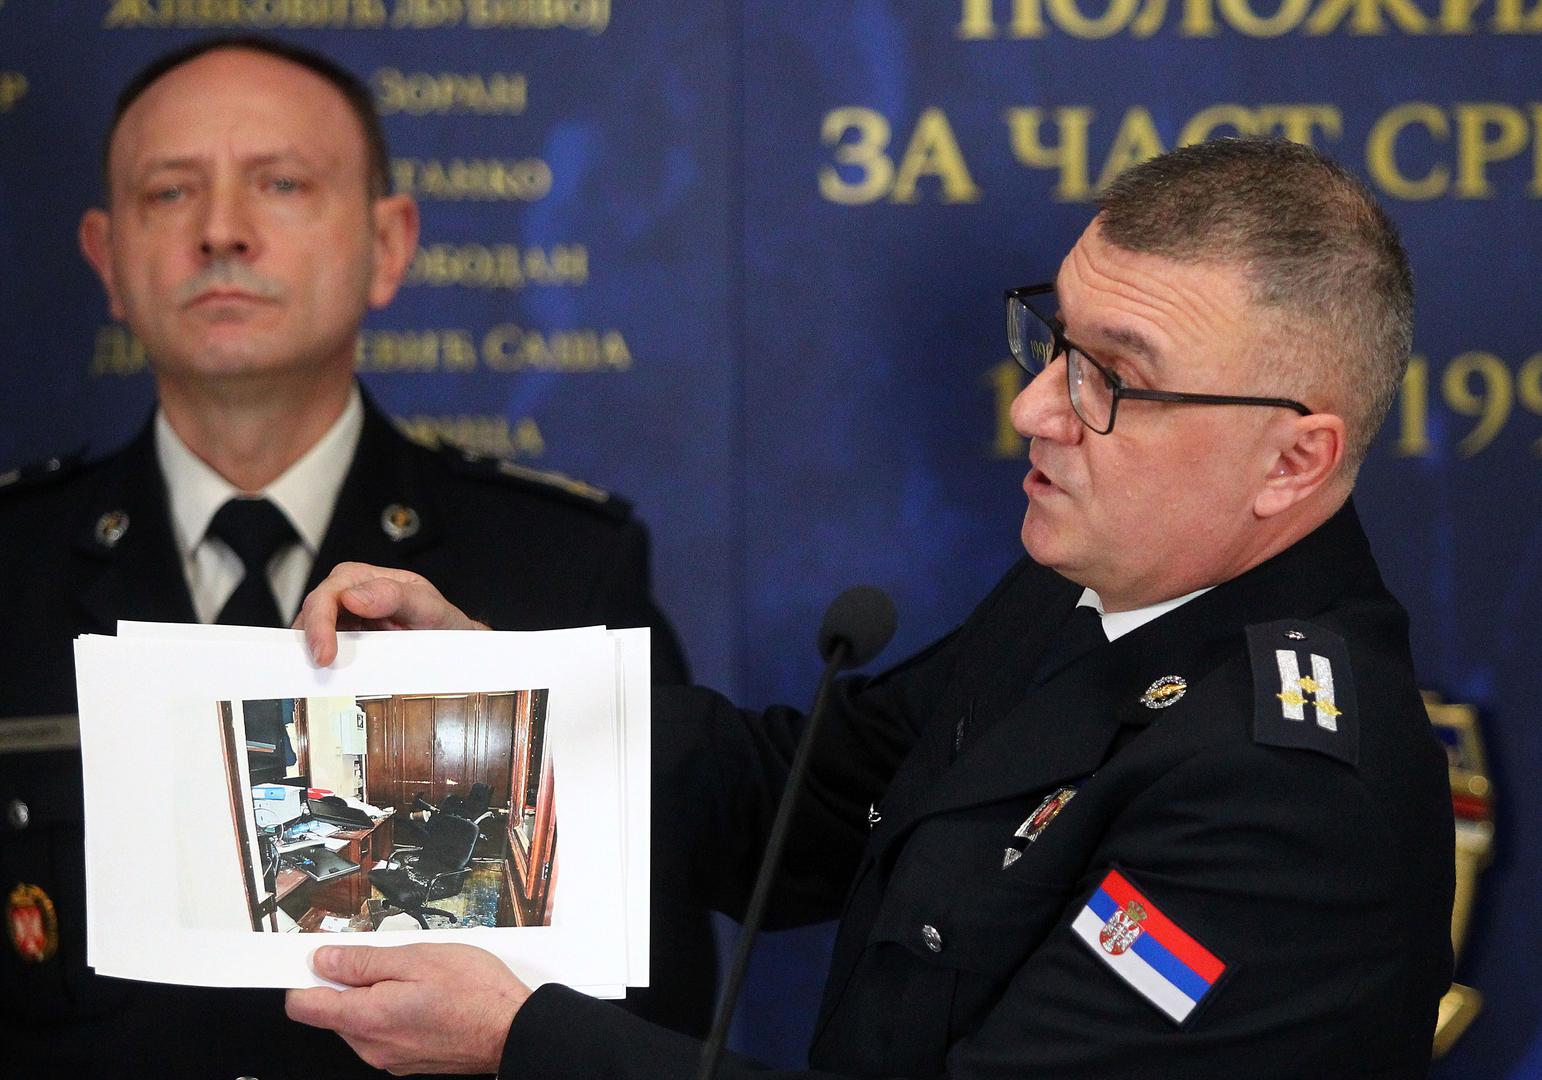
[6,882,58,964]
[1247,621,1359,766]
[495,459,609,503]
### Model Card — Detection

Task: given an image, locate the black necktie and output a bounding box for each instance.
[1031,604,1108,685]
[207,497,297,627]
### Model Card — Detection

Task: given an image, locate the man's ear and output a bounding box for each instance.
[1254,413,1347,518]
[79,208,125,321]
[366,194,420,310]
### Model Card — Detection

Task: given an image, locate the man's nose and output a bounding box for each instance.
[198,179,255,260]
[1010,358,1083,444]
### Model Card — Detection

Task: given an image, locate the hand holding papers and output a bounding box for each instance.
[287,942,529,1074]
[73,615,652,1001]
[294,562,488,664]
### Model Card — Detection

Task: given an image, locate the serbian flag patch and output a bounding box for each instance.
[1071,868,1226,1024]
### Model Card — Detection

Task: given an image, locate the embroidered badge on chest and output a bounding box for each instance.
[1140,675,1187,709]
[1072,869,1226,1024]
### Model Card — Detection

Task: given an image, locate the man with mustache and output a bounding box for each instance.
[0,36,710,1078]
[286,139,1454,1078]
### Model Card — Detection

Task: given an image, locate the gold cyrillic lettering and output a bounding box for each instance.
[1532,104,1542,194]
[1004,106,1095,200]
[104,0,387,29]
[481,326,632,372]
[1011,0,1053,31]
[1492,0,1542,30]
[391,158,553,201]
[957,0,1001,35]
[1257,104,1343,145]
[463,0,610,31]
[1437,0,1483,30]
[1045,0,1141,36]
[373,69,527,116]
[891,108,981,203]
[391,0,464,27]
[956,0,1052,35]
[354,329,476,371]
[1215,0,1312,34]
[820,107,895,205]
[1094,107,1164,191]
[1366,103,1450,199]
[1304,0,1429,34]
[1181,0,1223,34]
[1129,0,1168,36]
[396,414,544,458]
[406,243,588,289]
[1454,102,1529,197]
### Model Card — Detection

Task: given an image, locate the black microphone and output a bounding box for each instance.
[817,584,899,670]
[696,586,898,1080]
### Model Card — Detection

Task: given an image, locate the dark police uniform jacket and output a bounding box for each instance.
[501,500,1454,1079]
[0,392,708,1079]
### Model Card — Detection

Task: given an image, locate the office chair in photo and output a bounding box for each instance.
[393,793,439,848]
[369,812,480,929]
[440,782,493,821]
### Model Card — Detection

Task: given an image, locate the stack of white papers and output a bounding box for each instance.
[73,623,651,998]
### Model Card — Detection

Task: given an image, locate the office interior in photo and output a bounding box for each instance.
[214,690,557,934]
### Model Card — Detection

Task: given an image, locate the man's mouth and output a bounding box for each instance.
[187,288,268,308]
[1025,461,1062,499]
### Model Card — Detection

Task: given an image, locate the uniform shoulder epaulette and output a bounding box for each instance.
[0,452,83,498]
[441,446,631,521]
[1246,619,1359,767]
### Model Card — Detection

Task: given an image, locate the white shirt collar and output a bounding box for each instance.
[155,385,364,559]
[1077,584,1215,642]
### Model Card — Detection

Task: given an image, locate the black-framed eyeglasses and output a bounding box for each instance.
[1004,283,1312,435]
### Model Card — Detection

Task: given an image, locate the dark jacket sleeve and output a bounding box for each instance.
[650,606,970,931]
[502,736,1443,1080]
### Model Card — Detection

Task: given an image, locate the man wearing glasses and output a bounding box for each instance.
[287,138,1453,1078]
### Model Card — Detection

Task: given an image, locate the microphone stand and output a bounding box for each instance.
[693,636,851,1080]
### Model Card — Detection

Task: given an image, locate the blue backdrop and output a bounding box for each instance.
[1,3,1537,1074]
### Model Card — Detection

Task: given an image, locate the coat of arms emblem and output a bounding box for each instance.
[1099,899,1148,955]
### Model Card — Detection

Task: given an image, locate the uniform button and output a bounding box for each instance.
[5,799,28,830]
[921,924,943,953]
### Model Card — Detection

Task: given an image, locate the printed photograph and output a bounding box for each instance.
[213,690,557,933]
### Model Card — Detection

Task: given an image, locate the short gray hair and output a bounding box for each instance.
[1097,138,1413,476]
